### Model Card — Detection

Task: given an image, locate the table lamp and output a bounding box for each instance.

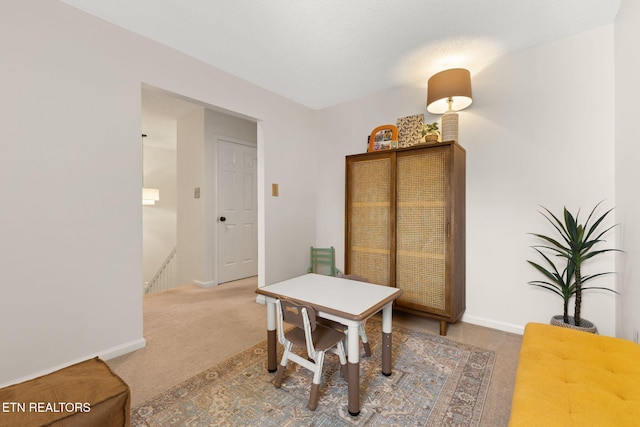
[426,68,473,143]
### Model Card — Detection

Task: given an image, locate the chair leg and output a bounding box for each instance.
[273,365,285,388]
[336,341,348,379]
[308,382,321,411]
[274,342,292,388]
[359,324,372,357]
[362,341,372,357]
[307,351,325,410]
[311,352,325,385]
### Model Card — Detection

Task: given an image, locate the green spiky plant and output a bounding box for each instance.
[528,250,576,324]
[528,201,619,326]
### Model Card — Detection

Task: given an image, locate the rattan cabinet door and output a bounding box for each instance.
[346,142,465,335]
[396,149,447,314]
[345,154,393,287]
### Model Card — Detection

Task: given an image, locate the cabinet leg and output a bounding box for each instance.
[439,320,447,336]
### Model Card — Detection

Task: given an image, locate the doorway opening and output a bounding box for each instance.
[141,84,260,292]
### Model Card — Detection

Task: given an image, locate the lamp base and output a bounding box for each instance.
[441,111,458,142]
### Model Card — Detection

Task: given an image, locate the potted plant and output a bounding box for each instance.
[527,201,619,333]
[528,250,576,325]
[422,122,440,143]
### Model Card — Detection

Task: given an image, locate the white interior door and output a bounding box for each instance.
[217,139,258,283]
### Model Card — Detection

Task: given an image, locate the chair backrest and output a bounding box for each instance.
[279,298,316,331]
[276,298,318,358]
[308,246,338,276]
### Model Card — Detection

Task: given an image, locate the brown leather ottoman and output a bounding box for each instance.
[0,357,130,427]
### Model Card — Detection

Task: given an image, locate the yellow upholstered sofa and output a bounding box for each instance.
[509,322,640,427]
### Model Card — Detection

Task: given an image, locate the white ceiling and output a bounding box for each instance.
[63,0,620,111]
[61,0,621,149]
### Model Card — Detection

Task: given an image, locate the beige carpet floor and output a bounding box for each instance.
[107,276,522,426]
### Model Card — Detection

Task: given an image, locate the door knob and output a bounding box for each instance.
[219,216,226,222]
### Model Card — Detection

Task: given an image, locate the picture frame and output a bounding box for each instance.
[368,124,398,152]
[397,114,424,148]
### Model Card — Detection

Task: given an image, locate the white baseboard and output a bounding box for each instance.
[461,314,525,335]
[255,295,266,304]
[99,337,147,360]
[194,280,217,288]
[0,338,146,389]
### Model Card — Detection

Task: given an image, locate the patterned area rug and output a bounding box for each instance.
[132,319,495,426]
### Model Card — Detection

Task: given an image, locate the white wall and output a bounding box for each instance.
[0,0,317,386]
[176,109,207,286]
[615,0,640,341]
[143,145,177,284]
[316,25,618,336]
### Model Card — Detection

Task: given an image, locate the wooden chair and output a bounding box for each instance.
[273,298,347,411]
[307,246,341,276]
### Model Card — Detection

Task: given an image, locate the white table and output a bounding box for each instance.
[255,273,403,416]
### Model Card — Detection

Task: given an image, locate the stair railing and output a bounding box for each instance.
[144,247,177,294]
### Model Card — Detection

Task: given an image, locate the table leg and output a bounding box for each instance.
[347,323,360,416]
[381,303,393,376]
[266,300,277,372]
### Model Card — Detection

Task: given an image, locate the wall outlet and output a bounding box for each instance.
[634,330,639,344]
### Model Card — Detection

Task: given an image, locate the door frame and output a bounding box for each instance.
[210,135,258,286]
